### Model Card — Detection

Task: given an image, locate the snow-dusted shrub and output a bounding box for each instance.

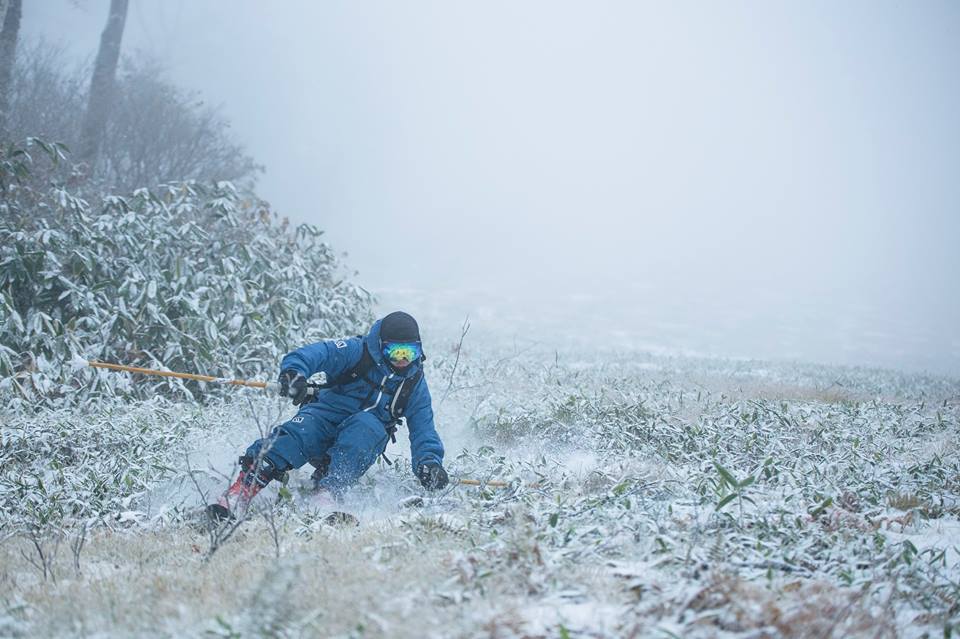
[0,139,374,407]
[0,398,195,532]
[460,356,960,630]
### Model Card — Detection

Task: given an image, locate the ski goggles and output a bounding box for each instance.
[382,341,422,365]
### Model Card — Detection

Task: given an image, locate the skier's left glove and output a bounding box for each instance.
[417,462,449,490]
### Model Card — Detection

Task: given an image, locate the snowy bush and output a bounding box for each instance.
[459,355,960,633]
[0,139,374,407]
[0,398,195,533]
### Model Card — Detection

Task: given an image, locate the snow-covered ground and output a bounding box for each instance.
[2,298,958,638]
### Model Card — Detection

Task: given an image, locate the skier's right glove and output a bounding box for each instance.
[417,463,449,490]
[278,369,309,405]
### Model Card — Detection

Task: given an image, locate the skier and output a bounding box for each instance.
[216,311,448,516]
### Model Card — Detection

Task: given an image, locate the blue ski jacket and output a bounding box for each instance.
[279,319,444,470]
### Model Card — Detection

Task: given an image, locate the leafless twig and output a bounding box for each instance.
[184,451,248,561]
[70,520,89,576]
[439,316,471,406]
[262,501,284,559]
[184,402,285,562]
[19,526,61,582]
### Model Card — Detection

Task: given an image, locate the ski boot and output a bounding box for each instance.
[206,456,284,522]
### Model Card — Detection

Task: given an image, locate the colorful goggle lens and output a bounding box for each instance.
[382,341,422,364]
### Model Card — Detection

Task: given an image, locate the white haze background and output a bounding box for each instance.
[24,0,960,375]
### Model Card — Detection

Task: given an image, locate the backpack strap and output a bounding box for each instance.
[378,367,424,466]
[387,368,423,422]
[319,337,375,389]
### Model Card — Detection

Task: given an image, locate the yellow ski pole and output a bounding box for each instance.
[457,478,541,489]
[87,360,278,391]
[458,478,510,488]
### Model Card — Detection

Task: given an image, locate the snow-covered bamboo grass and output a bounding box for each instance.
[0,138,374,409]
[1,342,957,638]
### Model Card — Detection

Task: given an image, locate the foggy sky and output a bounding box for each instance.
[22,1,960,374]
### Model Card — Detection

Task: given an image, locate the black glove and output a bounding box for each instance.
[278,369,309,405]
[417,462,449,490]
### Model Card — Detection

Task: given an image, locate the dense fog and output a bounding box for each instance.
[5,5,960,636]
[24,0,960,374]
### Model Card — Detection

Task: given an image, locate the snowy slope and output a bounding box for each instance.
[2,323,958,638]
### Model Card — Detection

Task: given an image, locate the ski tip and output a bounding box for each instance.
[206,503,234,522]
[324,511,359,527]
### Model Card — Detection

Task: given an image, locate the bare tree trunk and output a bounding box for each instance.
[78,0,128,170]
[0,0,22,139]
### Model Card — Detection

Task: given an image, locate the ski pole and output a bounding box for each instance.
[87,360,278,391]
[457,478,541,489]
[458,478,510,488]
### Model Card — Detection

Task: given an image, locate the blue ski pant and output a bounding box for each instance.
[245,405,391,496]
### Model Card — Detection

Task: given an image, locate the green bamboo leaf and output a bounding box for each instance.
[808,496,833,518]
[716,493,737,511]
[713,461,737,487]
